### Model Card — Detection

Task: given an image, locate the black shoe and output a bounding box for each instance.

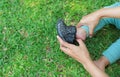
[56,19,79,45]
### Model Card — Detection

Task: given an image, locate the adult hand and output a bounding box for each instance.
[77,11,101,37]
[57,35,90,64]
[57,36,109,77]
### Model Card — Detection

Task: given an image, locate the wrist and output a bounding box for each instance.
[95,8,106,19]
[80,58,93,67]
[83,58,93,67]
[82,57,109,77]
[82,58,96,72]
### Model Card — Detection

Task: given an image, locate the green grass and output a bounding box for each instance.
[0,0,120,77]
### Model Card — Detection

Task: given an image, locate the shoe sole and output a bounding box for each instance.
[56,20,65,41]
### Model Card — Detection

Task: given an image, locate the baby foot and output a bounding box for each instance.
[94,61,105,71]
[76,28,87,41]
[94,56,110,71]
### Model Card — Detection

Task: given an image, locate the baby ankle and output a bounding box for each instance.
[80,26,89,37]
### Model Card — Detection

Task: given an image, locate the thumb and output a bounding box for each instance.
[89,26,94,38]
[77,39,85,47]
[76,22,83,28]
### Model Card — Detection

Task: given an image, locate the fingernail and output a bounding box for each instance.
[57,35,59,38]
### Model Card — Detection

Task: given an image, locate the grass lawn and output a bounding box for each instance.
[0,0,120,77]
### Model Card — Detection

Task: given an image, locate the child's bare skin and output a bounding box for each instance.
[76,28,87,40]
[94,56,109,71]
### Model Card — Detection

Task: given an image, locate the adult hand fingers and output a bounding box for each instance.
[60,45,72,55]
[57,35,75,48]
[77,16,88,28]
[76,22,83,28]
[77,39,86,47]
[88,25,94,37]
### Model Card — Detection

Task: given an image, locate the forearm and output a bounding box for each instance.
[81,59,109,77]
[96,7,120,18]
